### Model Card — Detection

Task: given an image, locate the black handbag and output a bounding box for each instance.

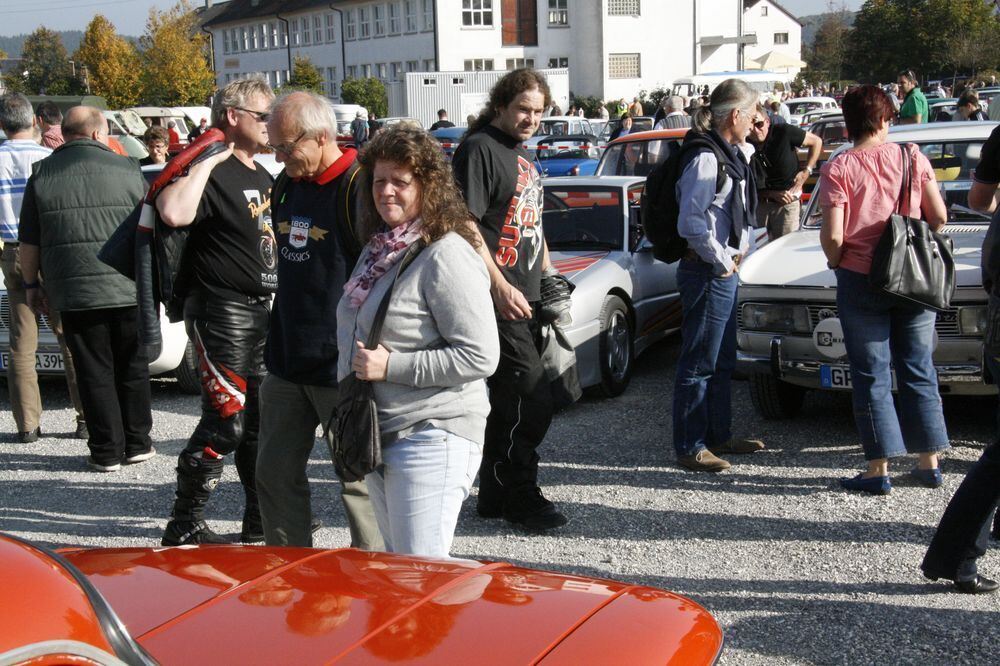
[868,143,956,311]
[329,241,423,482]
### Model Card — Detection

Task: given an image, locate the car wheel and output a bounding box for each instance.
[749,372,806,419]
[594,295,633,398]
[173,340,201,395]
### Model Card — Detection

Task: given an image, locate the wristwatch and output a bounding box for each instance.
[804,166,814,176]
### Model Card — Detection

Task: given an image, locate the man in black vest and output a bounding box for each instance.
[256,91,382,549]
[156,78,277,546]
[18,106,152,471]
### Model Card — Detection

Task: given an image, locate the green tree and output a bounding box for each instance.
[341,77,387,117]
[22,27,75,95]
[139,0,215,105]
[75,15,142,108]
[283,55,324,94]
[805,2,852,85]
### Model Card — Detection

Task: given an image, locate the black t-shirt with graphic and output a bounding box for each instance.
[452,124,544,302]
[755,122,807,191]
[188,155,276,297]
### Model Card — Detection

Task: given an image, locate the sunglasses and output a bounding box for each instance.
[267,131,307,155]
[752,119,767,129]
[236,107,271,122]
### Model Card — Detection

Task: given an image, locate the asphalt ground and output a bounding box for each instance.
[1,336,998,665]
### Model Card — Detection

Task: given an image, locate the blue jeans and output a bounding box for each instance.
[672,259,738,457]
[835,268,950,460]
[366,427,482,558]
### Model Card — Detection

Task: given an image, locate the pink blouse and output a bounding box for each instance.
[819,142,935,274]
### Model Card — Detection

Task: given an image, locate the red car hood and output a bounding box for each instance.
[59,545,722,664]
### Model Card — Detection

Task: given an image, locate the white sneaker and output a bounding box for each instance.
[87,457,121,473]
[124,447,157,465]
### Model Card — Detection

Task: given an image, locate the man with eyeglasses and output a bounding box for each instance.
[254,90,382,550]
[747,107,822,240]
[897,70,928,125]
[155,77,278,546]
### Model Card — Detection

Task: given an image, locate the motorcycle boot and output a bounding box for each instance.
[162,449,229,546]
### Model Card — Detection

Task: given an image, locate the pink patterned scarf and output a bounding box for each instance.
[344,218,423,307]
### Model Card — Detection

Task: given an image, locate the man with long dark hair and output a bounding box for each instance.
[452,68,568,531]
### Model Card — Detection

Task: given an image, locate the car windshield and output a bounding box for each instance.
[596,138,678,176]
[536,120,570,137]
[788,102,823,115]
[543,186,624,250]
[803,139,989,228]
[539,147,590,160]
[600,117,654,139]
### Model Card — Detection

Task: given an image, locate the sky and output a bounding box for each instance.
[0,0,868,37]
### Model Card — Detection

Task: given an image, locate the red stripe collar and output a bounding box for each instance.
[304,147,357,185]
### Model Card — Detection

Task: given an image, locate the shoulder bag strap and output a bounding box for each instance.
[364,240,425,349]
[897,142,911,216]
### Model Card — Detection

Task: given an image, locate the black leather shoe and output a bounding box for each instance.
[954,575,999,594]
[18,427,41,443]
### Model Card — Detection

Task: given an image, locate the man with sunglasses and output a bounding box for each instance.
[254,91,382,550]
[747,108,822,240]
[155,77,278,546]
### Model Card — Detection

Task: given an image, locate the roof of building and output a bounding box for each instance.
[202,0,349,28]
[743,0,804,27]
[195,0,233,27]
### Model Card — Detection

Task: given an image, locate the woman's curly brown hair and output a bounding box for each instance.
[357,126,479,249]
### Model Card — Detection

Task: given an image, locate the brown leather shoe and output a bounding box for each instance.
[708,438,765,455]
[678,449,732,472]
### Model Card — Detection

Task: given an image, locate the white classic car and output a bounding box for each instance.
[737,122,999,419]
[543,176,679,396]
[785,96,840,126]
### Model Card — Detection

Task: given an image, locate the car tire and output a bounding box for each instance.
[592,295,633,398]
[173,340,201,395]
[749,372,806,419]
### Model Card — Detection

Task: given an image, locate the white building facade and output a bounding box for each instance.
[202,0,799,111]
[741,0,804,77]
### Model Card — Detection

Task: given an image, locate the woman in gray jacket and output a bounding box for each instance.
[337,126,499,558]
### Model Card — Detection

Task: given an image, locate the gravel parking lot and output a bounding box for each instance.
[1,337,998,665]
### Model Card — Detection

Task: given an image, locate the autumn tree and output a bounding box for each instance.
[22,27,76,95]
[283,56,324,94]
[139,0,215,105]
[341,77,387,117]
[75,15,142,108]
[804,2,852,85]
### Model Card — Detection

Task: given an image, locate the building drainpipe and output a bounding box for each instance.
[692,0,699,75]
[432,0,439,71]
[275,12,293,80]
[736,0,743,70]
[330,2,347,92]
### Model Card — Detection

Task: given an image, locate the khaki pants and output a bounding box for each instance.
[257,373,383,550]
[0,245,84,432]
[756,198,801,240]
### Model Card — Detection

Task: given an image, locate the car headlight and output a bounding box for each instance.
[958,306,987,336]
[741,303,811,333]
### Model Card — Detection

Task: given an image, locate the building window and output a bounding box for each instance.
[279,21,288,47]
[376,63,387,80]
[223,30,231,54]
[251,24,259,49]
[423,58,436,71]
[241,27,249,51]
[302,17,311,45]
[390,61,402,80]
[452,77,465,85]
[374,4,386,36]
[548,0,568,25]
[774,32,789,45]
[505,58,534,70]
[362,63,372,78]
[422,0,434,30]
[608,0,640,16]
[347,65,358,78]
[608,53,640,78]
[389,2,402,33]
[423,78,436,86]
[359,6,371,38]
[464,58,494,71]
[314,15,323,43]
[761,5,768,15]
[404,0,418,31]
[290,18,300,45]
[462,0,493,26]
[406,60,419,72]
[547,57,568,68]
[326,13,337,42]
[326,67,338,96]
[345,9,356,40]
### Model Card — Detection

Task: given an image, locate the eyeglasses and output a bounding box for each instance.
[267,131,307,155]
[236,107,270,122]
[752,119,767,129]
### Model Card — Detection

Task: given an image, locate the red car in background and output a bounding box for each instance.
[0,532,723,664]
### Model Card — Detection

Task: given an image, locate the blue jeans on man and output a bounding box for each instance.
[672,260,738,457]
[835,268,950,460]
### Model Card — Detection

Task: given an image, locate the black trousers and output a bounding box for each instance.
[61,306,152,464]
[922,441,1000,581]
[479,316,554,499]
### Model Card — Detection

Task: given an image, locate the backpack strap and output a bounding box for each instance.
[680,137,730,194]
[335,162,364,265]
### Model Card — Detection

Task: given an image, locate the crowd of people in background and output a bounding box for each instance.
[1,65,999,595]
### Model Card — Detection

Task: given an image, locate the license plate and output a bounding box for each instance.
[820,364,852,388]
[0,351,64,371]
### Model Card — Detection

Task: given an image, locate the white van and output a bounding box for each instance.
[672,71,792,100]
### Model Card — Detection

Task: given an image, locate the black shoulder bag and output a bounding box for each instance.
[330,241,424,482]
[868,143,956,311]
